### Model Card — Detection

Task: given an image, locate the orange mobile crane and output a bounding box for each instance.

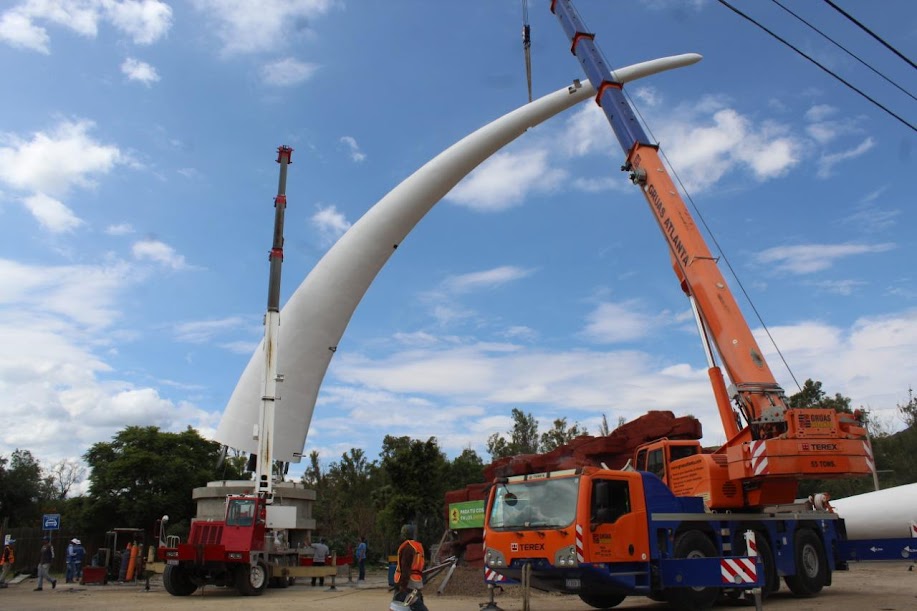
[481,3,915,609]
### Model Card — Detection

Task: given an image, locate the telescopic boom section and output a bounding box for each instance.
[549,0,871,495]
[256,145,293,503]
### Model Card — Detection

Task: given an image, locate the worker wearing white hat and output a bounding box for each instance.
[66,538,86,584]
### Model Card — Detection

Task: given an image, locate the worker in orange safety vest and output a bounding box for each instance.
[0,538,15,588]
[392,524,429,611]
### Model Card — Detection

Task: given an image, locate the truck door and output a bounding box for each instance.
[588,479,633,561]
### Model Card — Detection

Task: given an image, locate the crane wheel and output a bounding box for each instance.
[665,530,719,611]
[236,561,269,596]
[578,591,626,609]
[162,564,198,596]
[785,529,828,597]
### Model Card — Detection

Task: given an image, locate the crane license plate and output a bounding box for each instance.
[565,578,581,589]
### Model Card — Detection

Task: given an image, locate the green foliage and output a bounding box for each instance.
[787,379,852,413]
[540,417,588,451]
[897,387,917,428]
[443,448,484,490]
[82,426,243,534]
[486,408,540,459]
[0,449,54,526]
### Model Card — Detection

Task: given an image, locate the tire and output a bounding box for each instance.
[162,564,198,596]
[734,531,779,596]
[578,591,627,609]
[784,529,828,597]
[236,561,269,596]
[665,530,719,611]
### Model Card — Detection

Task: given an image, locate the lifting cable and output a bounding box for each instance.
[522,0,533,103]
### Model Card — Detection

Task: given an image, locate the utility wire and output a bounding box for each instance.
[772,0,917,103]
[717,0,917,133]
[623,89,804,393]
[822,0,917,71]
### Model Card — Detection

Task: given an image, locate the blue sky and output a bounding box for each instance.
[1,0,915,488]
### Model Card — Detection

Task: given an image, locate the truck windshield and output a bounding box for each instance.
[488,476,579,529]
[226,498,257,527]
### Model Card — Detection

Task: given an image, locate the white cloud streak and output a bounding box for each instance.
[446,148,567,212]
[121,57,160,85]
[0,1,172,53]
[310,204,351,247]
[261,57,319,86]
[757,242,895,275]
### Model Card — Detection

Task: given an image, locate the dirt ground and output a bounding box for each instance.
[1,563,915,610]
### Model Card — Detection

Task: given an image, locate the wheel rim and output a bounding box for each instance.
[687,549,707,591]
[801,543,819,577]
[250,564,267,589]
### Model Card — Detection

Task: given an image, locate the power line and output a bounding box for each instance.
[717,0,916,133]
[771,0,917,103]
[822,0,917,71]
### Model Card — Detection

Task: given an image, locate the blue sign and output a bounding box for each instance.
[42,514,61,530]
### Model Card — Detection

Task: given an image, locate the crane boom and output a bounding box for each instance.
[255,144,293,503]
[549,0,872,507]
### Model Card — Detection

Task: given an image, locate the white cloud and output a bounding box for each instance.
[817,137,875,178]
[562,104,612,158]
[340,136,365,162]
[0,0,172,52]
[173,317,246,343]
[658,104,801,190]
[192,0,338,55]
[261,57,319,86]
[0,9,50,53]
[441,266,535,294]
[756,242,895,274]
[581,301,660,344]
[0,258,132,328]
[132,238,190,270]
[310,204,351,246]
[105,222,134,235]
[446,148,566,212]
[805,104,837,122]
[813,279,866,296]
[105,0,173,45]
[121,57,160,85]
[22,192,84,233]
[0,119,122,196]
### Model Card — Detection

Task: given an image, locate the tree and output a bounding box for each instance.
[897,387,916,428]
[486,408,540,460]
[540,417,588,452]
[47,458,87,500]
[444,448,484,491]
[0,449,53,527]
[787,379,852,413]
[376,436,449,549]
[83,426,244,534]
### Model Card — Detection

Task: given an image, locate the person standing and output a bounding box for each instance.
[393,524,429,611]
[310,537,330,587]
[35,536,57,591]
[0,538,15,588]
[67,538,85,583]
[355,536,367,581]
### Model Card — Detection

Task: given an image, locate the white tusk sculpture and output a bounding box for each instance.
[831,482,917,540]
[215,54,703,462]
